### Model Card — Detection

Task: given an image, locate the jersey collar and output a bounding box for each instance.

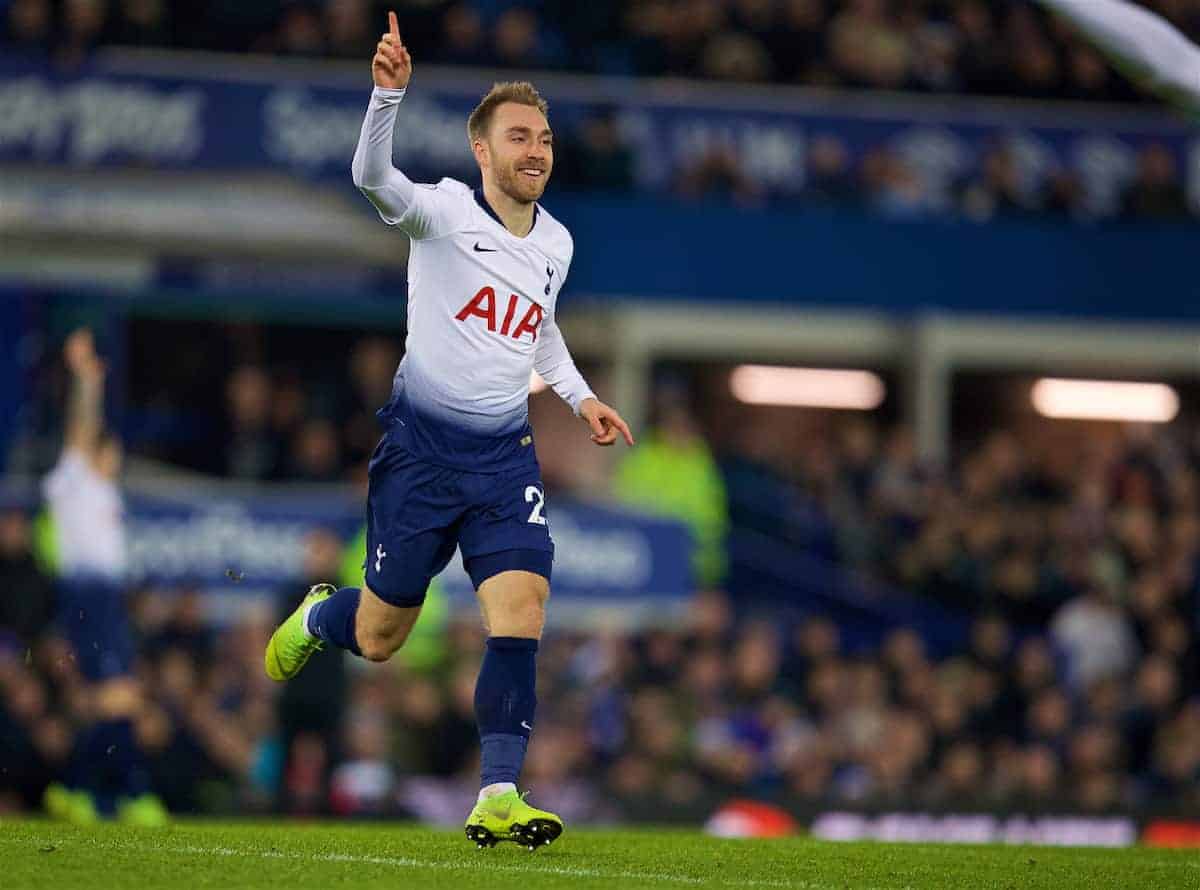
[474,187,538,236]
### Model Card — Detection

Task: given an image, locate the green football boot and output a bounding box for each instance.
[44,783,99,826]
[117,793,170,827]
[464,790,563,851]
[264,583,333,681]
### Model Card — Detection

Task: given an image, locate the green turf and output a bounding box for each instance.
[0,820,1195,890]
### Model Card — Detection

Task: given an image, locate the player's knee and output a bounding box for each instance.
[505,588,548,637]
[357,625,410,662]
[359,640,393,663]
[358,631,401,662]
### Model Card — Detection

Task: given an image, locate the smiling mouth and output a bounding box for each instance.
[519,168,545,178]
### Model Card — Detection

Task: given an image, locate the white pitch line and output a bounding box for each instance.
[0,833,868,890]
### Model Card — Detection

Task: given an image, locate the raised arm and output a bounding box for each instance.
[62,328,107,457]
[351,12,466,240]
[351,12,416,224]
[1035,0,1200,113]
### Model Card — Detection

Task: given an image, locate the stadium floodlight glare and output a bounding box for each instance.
[729,365,886,410]
[530,370,548,394]
[1031,378,1179,423]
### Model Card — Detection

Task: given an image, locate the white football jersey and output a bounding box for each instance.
[372,177,593,470]
[42,449,127,581]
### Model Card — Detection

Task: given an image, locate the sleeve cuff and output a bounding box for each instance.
[372,86,407,104]
[573,391,597,416]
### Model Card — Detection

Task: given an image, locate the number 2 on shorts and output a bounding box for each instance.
[525,485,547,525]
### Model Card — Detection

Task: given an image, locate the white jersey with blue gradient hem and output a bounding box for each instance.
[383,177,590,472]
[42,449,127,582]
[352,86,595,473]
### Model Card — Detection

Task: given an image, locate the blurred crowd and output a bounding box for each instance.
[4,362,1200,815]
[676,134,1193,222]
[9,324,405,485]
[5,0,1200,102]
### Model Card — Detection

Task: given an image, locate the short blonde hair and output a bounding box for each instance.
[467,81,549,142]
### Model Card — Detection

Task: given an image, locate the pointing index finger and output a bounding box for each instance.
[614,416,635,446]
[388,10,400,41]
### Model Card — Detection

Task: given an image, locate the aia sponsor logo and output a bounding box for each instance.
[455,287,543,342]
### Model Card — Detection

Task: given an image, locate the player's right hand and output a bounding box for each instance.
[373,11,412,90]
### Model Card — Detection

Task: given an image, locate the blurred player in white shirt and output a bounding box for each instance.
[1035,0,1200,115]
[41,329,167,826]
[265,10,633,850]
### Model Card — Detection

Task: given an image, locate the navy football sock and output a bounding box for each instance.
[305,586,362,656]
[69,718,148,802]
[475,636,538,788]
[106,718,149,798]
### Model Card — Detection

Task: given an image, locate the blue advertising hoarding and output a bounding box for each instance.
[0,53,1196,216]
[3,54,1199,319]
[93,482,691,626]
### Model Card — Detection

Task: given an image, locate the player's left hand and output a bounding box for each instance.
[579,398,634,447]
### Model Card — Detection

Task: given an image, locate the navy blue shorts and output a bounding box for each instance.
[364,436,554,607]
[57,579,134,682]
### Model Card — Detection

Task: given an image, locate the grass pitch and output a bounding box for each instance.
[1,820,1195,890]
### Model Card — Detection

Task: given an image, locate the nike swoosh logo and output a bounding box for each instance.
[473,242,497,252]
[521,721,533,731]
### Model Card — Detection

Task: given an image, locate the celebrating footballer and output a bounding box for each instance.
[264,9,633,852]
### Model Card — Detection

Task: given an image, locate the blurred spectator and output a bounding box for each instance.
[860,147,931,219]
[436,3,489,67]
[111,0,170,47]
[343,337,400,467]
[675,145,764,207]
[804,135,856,207]
[827,0,910,90]
[1062,45,1121,102]
[952,0,1004,94]
[1052,585,1139,690]
[56,0,108,66]
[0,509,56,651]
[493,6,562,70]
[558,109,635,192]
[324,0,373,59]
[1008,37,1062,100]
[270,372,310,457]
[276,528,349,813]
[1121,143,1191,220]
[1044,168,1087,220]
[288,418,343,482]
[628,0,722,79]
[224,366,280,480]
[960,143,1038,221]
[270,4,326,57]
[614,382,729,587]
[700,30,772,82]
[4,0,51,52]
[910,22,962,93]
[329,710,396,816]
[1017,744,1062,801]
[764,0,830,83]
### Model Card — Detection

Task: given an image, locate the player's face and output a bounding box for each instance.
[481,102,553,204]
